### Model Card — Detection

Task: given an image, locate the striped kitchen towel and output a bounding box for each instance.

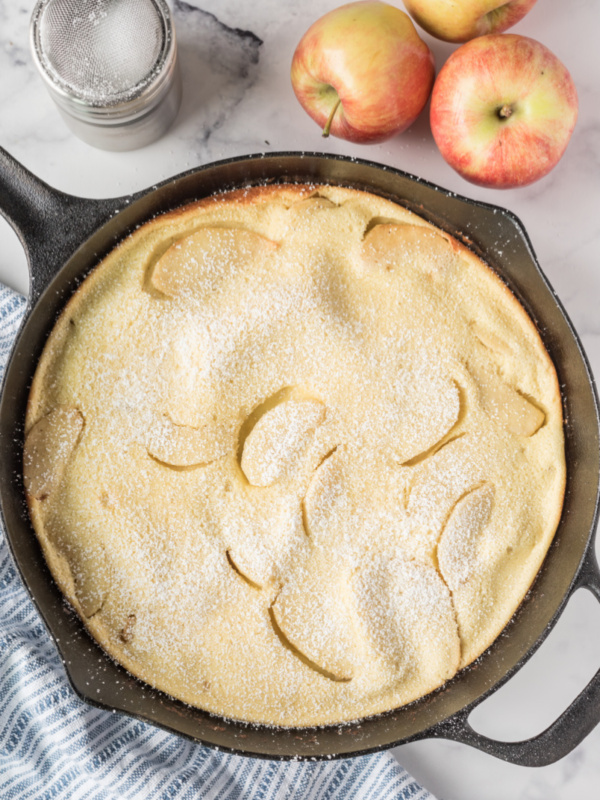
[0,284,435,800]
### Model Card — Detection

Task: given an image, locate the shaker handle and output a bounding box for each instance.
[431,547,600,766]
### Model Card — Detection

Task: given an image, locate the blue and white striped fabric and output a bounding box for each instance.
[0,284,435,800]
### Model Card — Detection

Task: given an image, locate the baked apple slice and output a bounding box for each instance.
[240,399,326,486]
[271,564,358,681]
[147,415,233,468]
[24,406,84,500]
[150,227,278,299]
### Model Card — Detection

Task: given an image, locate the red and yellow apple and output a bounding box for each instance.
[430,34,578,189]
[403,0,537,43]
[290,1,435,144]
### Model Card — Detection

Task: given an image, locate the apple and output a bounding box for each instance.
[430,34,578,189]
[403,0,537,43]
[290,1,435,144]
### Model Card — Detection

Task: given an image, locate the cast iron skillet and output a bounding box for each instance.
[0,147,599,766]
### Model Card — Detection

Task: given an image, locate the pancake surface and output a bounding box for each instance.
[24,184,565,726]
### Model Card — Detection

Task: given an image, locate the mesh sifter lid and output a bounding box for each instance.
[31,0,176,116]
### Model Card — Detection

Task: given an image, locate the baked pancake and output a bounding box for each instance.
[24,184,565,726]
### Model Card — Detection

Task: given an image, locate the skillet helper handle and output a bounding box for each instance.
[433,548,600,766]
[0,146,122,305]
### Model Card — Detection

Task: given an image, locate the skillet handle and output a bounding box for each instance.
[432,548,600,766]
[0,146,126,305]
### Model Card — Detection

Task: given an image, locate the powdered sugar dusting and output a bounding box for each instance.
[24,185,565,726]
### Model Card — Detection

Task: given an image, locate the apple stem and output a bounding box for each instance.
[498,104,514,120]
[322,99,341,138]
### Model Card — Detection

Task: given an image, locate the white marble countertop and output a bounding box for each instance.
[1,0,599,797]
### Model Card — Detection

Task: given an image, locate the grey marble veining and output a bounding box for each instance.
[173,0,263,146]
[0,1,599,798]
